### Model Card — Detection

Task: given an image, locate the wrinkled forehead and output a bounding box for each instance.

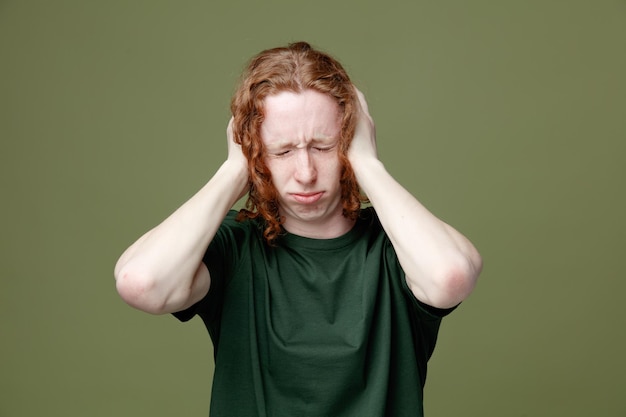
[260,90,342,144]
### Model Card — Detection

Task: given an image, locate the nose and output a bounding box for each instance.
[293,149,317,184]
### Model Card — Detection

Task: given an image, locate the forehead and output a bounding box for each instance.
[260,90,341,146]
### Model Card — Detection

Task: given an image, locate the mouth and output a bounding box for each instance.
[291,192,324,204]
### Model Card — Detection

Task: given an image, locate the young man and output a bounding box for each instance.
[115,42,482,416]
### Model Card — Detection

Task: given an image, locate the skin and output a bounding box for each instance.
[114,87,482,315]
[260,90,354,239]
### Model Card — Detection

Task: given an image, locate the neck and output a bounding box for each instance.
[282,214,355,239]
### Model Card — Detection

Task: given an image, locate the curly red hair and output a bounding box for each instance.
[230,41,365,244]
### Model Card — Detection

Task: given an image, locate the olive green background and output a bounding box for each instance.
[1,1,624,416]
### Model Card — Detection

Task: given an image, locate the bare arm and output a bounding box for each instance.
[114,119,248,315]
[348,89,482,309]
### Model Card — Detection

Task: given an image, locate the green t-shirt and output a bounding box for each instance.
[175,207,453,417]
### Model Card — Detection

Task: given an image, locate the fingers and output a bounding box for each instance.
[348,86,378,161]
[352,86,374,132]
[226,116,235,142]
[352,85,370,114]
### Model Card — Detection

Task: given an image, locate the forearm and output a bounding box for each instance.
[114,160,247,314]
[352,157,482,308]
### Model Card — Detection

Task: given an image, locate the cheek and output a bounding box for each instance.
[319,155,343,182]
[264,159,289,187]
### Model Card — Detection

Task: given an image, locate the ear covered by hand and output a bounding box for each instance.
[226,116,250,200]
[348,87,378,162]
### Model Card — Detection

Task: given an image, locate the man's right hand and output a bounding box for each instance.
[226,117,249,200]
[227,117,247,165]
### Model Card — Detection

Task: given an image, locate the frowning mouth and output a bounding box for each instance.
[291,192,324,204]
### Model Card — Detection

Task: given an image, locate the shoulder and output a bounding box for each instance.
[359,208,457,317]
[355,206,389,247]
[215,210,264,242]
[357,206,382,230]
[204,210,265,266]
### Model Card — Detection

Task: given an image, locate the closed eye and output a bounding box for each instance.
[268,149,292,157]
[313,145,336,153]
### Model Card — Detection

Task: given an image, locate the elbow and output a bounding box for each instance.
[430,253,482,308]
[447,262,479,302]
[115,268,168,315]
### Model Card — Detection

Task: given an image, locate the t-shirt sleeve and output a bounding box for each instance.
[172,210,244,323]
[371,206,458,320]
[377,214,452,362]
[415,299,458,318]
[397,259,459,320]
[395,257,458,319]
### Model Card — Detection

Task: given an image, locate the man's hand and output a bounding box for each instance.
[226,117,249,200]
[226,117,247,166]
[348,88,378,164]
